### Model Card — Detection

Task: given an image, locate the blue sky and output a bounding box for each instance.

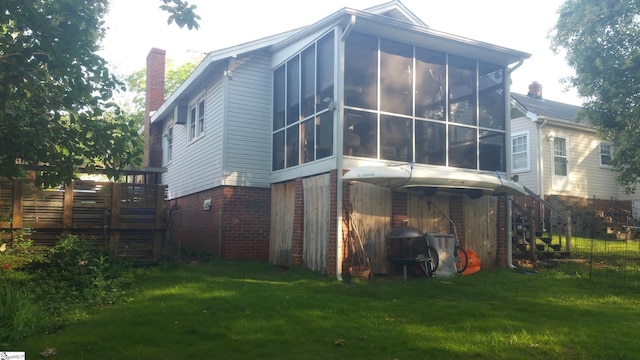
[101,0,580,105]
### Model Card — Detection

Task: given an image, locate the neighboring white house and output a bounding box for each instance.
[145,0,531,275]
[510,83,640,224]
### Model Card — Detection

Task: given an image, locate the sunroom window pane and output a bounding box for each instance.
[449,125,477,169]
[344,109,377,158]
[479,62,505,130]
[416,120,445,166]
[287,56,300,125]
[286,125,300,167]
[380,39,413,116]
[272,130,285,171]
[415,48,446,121]
[317,32,334,112]
[316,111,333,159]
[301,118,315,164]
[345,32,378,110]
[479,130,505,172]
[449,55,476,126]
[301,46,315,118]
[273,66,285,130]
[381,114,413,161]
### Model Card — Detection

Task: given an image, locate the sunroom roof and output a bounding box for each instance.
[151,2,530,124]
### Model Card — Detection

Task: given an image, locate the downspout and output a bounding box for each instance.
[504,58,525,269]
[508,58,525,74]
[336,15,355,281]
[534,116,547,198]
[507,193,515,268]
[535,116,547,235]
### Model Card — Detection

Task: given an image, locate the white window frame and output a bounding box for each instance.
[599,143,613,167]
[511,130,530,173]
[188,96,206,143]
[164,124,173,165]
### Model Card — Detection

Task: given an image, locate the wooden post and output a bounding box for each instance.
[12,179,24,230]
[153,185,166,260]
[109,183,122,257]
[565,209,572,252]
[528,207,536,261]
[62,181,74,235]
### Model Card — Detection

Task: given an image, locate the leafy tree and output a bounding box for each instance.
[161,0,201,30]
[123,58,202,132]
[0,0,199,187]
[551,0,640,193]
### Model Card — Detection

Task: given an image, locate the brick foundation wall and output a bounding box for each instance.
[167,186,270,260]
[167,188,217,256]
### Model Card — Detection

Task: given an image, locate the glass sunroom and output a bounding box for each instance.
[272,19,527,180]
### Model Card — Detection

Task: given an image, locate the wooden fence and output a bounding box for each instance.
[0,179,166,260]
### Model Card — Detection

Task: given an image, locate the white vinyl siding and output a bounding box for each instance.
[540,127,618,199]
[223,50,273,187]
[164,71,225,199]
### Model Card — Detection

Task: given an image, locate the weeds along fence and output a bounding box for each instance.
[0,179,167,260]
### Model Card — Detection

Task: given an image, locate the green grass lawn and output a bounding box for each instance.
[8,260,640,359]
[537,236,640,286]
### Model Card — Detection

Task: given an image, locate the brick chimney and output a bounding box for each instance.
[144,48,166,168]
[527,81,542,99]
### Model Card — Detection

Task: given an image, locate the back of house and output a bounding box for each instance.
[146,0,531,276]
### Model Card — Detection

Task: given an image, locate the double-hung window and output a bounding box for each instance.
[600,143,612,166]
[511,131,529,172]
[188,97,206,142]
[164,125,173,164]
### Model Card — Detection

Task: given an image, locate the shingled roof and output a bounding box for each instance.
[511,93,582,122]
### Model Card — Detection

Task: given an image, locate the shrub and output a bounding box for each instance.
[0,231,45,271]
[46,235,135,306]
[48,234,97,282]
[0,233,137,341]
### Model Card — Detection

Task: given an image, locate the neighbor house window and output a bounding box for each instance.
[188,97,205,142]
[343,31,507,172]
[272,31,335,171]
[511,131,529,172]
[600,143,612,166]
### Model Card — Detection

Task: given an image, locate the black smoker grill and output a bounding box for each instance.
[386,226,439,281]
